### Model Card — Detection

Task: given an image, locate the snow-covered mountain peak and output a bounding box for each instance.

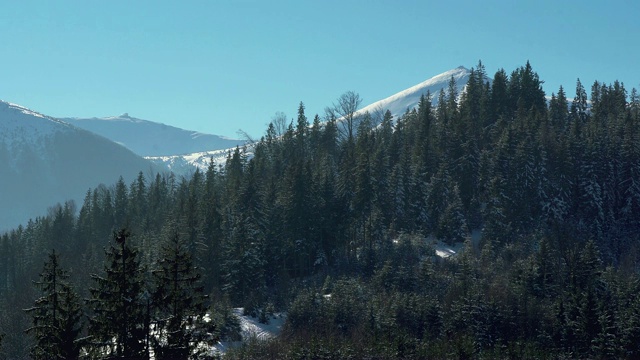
[153,66,478,176]
[0,98,165,230]
[90,113,146,124]
[1,100,45,119]
[0,100,73,149]
[1,100,67,125]
[356,66,472,120]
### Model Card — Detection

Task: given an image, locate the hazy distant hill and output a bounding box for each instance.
[61,114,246,157]
[0,100,158,230]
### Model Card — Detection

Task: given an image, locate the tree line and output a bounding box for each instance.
[2,60,640,358]
[13,226,216,359]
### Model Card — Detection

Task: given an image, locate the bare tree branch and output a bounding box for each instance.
[329,91,362,141]
[271,111,288,137]
[236,129,257,144]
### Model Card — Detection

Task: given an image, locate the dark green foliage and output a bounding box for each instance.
[25,250,84,359]
[2,61,640,358]
[152,229,215,359]
[87,228,148,359]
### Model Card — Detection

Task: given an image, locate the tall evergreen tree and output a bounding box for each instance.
[201,159,223,294]
[129,172,148,233]
[88,228,147,359]
[152,230,214,359]
[25,250,83,360]
[114,177,129,229]
[571,79,589,126]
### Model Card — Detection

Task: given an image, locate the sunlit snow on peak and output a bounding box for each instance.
[356,66,472,120]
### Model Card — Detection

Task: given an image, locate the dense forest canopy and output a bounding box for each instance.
[2,61,640,359]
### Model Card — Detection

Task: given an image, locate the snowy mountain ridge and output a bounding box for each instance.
[146,148,232,175]
[61,113,246,157]
[357,66,472,120]
[0,100,73,151]
[151,66,475,175]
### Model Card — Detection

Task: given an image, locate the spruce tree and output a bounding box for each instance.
[201,159,223,294]
[24,249,84,360]
[436,184,469,245]
[87,228,147,359]
[152,230,214,359]
[222,161,267,309]
[114,177,129,229]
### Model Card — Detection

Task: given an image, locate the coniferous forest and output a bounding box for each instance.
[2,61,640,359]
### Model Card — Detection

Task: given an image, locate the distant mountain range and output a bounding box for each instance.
[0,101,158,230]
[61,113,246,157]
[0,66,475,230]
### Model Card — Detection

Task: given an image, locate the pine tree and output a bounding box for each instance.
[490,68,510,122]
[436,184,469,245]
[24,250,84,360]
[0,235,10,297]
[621,282,640,357]
[549,86,569,131]
[354,116,375,249]
[222,162,267,310]
[571,79,589,126]
[128,172,148,232]
[114,177,129,229]
[201,159,223,294]
[152,230,214,359]
[87,228,148,359]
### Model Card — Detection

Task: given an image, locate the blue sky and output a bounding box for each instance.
[1,0,639,138]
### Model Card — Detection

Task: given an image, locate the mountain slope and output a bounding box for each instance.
[61,114,246,157]
[148,66,476,175]
[0,100,158,230]
[146,148,232,175]
[357,66,472,119]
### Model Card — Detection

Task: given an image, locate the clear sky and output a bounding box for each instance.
[1,0,639,138]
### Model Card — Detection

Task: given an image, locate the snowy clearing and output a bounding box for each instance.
[212,308,286,356]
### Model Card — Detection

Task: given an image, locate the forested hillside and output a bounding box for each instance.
[2,61,640,359]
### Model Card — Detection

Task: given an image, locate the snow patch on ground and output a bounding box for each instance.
[146,146,254,176]
[429,229,482,258]
[212,308,286,356]
[432,240,465,258]
[146,148,231,175]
